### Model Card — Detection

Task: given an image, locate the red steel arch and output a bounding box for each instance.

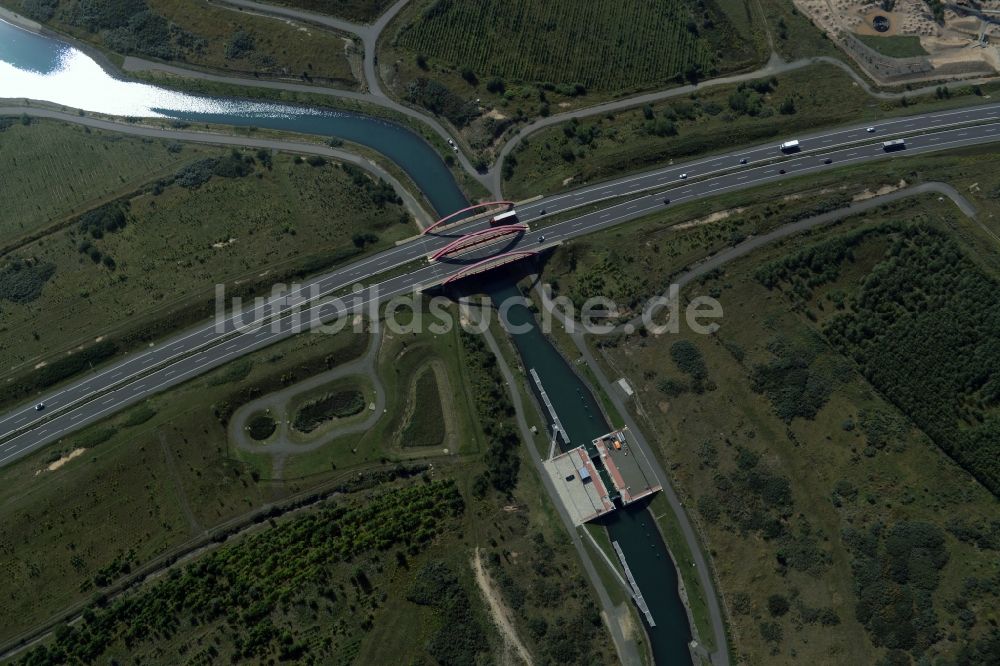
[429,224,528,261]
[442,250,538,284]
[422,200,514,235]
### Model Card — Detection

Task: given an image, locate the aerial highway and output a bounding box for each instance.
[2,107,1000,466]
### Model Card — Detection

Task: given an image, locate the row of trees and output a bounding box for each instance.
[18,481,464,665]
[459,330,521,495]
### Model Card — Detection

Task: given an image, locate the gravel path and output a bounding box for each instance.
[228,327,385,455]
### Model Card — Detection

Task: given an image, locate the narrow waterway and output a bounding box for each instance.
[0,17,467,215]
[1,12,694,663]
[489,281,693,665]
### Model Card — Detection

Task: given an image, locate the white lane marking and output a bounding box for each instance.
[8,119,1000,458]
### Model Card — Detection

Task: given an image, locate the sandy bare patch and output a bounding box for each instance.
[795,0,998,81]
[212,238,237,249]
[472,547,532,666]
[487,109,507,120]
[40,448,86,474]
[674,207,746,230]
[618,603,638,640]
[853,179,908,201]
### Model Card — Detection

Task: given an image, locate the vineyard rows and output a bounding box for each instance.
[396,0,716,91]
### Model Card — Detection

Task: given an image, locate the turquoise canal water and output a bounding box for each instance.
[2,14,694,663]
[489,282,693,665]
[0,18,466,216]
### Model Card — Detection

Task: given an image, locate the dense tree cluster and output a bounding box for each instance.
[750,338,832,422]
[0,256,56,304]
[824,227,1000,493]
[405,78,480,127]
[0,340,119,412]
[843,521,949,655]
[670,339,709,392]
[406,561,488,664]
[760,224,1000,494]
[706,444,830,575]
[18,481,464,665]
[459,330,520,494]
[173,152,255,189]
[340,164,402,207]
[48,0,203,60]
[485,532,604,664]
[292,389,366,432]
[77,203,127,239]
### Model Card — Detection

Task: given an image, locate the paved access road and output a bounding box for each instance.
[2,109,1000,467]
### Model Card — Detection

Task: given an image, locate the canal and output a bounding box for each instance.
[489,282,693,665]
[1,13,694,663]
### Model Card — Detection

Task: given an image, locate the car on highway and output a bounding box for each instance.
[539,208,546,215]
[35,402,45,411]
[679,173,688,179]
[739,158,747,165]
[824,158,832,164]
[538,235,545,243]
[779,169,786,174]
[866,126,876,133]
[663,197,670,205]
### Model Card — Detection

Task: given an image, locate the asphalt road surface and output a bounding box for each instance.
[3,109,1000,466]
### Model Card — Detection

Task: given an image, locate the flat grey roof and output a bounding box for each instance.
[542,446,615,525]
[593,428,662,505]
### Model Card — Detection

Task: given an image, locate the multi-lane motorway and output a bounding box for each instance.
[3,102,1000,466]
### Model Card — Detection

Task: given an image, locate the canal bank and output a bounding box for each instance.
[1,14,699,663]
[0,16,467,216]
[487,280,694,665]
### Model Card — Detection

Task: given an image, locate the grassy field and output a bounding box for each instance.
[394,0,749,92]
[531,151,1000,662]
[593,204,1000,663]
[380,0,763,153]
[269,0,394,23]
[289,377,370,435]
[0,121,412,385]
[6,0,357,86]
[252,303,482,480]
[0,119,217,250]
[503,62,1000,198]
[399,364,448,447]
[0,300,618,663]
[857,34,929,58]
[755,0,845,62]
[0,326,369,645]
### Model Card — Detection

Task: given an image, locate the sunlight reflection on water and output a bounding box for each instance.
[0,18,323,119]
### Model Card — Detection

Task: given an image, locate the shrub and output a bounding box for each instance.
[768,594,790,617]
[0,258,56,304]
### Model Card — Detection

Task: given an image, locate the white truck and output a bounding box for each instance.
[491,209,518,226]
[779,139,800,152]
[882,138,906,151]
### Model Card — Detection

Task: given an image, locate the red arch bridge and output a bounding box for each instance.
[422,200,515,235]
[429,224,528,261]
[441,250,538,285]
